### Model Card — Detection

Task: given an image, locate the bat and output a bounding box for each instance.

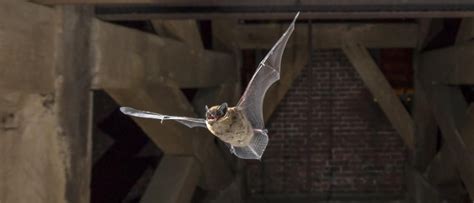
[120,12,299,160]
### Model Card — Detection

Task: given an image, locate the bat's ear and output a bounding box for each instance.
[220,102,228,110]
[205,105,209,112]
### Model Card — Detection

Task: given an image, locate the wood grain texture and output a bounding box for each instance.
[140,155,200,203]
[92,19,237,89]
[151,19,203,50]
[0,1,57,93]
[0,3,94,203]
[420,41,474,85]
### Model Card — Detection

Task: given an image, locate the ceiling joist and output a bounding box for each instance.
[92,19,237,89]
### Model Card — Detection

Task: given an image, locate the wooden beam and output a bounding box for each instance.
[424,147,467,201]
[0,2,94,203]
[33,0,474,5]
[411,23,439,171]
[417,81,474,198]
[35,1,474,20]
[342,40,415,150]
[456,18,474,44]
[232,23,418,49]
[106,84,195,154]
[412,79,438,171]
[416,19,444,51]
[419,41,474,85]
[0,1,57,93]
[93,19,234,189]
[107,84,234,189]
[96,11,474,21]
[460,104,474,154]
[140,155,200,203]
[408,168,442,203]
[151,20,203,50]
[55,6,94,202]
[92,19,237,89]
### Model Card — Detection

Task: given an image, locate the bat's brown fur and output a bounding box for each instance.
[206,106,253,147]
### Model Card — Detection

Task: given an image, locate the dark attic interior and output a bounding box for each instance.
[2,1,474,203]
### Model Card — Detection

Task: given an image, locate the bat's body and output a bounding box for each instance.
[120,12,299,159]
[206,106,253,147]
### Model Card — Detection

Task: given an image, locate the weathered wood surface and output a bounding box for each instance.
[416,19,444,51]
[106,84,195,154]
[412,79,438,171]
[92,19,237,89]
[33,0,474,5]
[140,155,200,203]
[418,53,474,198]
[55,6,94,203]
[151,19,203,50]
[420,41,474,84]
[0,2,94,203]
[412,22,439,170]
[342,40,415,150]
[0,1,57,93]
[35,0,474,20]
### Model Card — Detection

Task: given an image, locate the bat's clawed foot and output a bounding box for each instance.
[229,146,236,154]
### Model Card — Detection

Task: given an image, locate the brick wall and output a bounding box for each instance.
[245,49,407,201]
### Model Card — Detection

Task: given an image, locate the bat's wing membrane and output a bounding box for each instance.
[237,13,298,129]
[232,13,298,159]
[232,130,269,159]
[120,107,207,128]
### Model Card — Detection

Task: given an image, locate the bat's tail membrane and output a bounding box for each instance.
[232,129,269,160]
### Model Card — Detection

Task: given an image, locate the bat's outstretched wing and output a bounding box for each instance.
[120,107,207,128]
[231,13,298,159]
[237,12,298,129]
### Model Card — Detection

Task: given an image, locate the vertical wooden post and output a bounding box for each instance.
[0,2,93,203]
[54,6,94,202]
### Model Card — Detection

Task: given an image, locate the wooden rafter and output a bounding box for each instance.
[417,83,474,199]
[34,0,474,20]
[92,19,237,89]
[92,18,234,190]
[342,40,415,150]
[424,147,467,201]
[151,19,203,50]
[419,41,474,85]
[419,32,474,197]
[140,155,200,203]
[32,0,474,5]
[408,19,444,203]
[412,79,438,171]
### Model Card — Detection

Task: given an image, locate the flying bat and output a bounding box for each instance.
[120,12,299,160]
